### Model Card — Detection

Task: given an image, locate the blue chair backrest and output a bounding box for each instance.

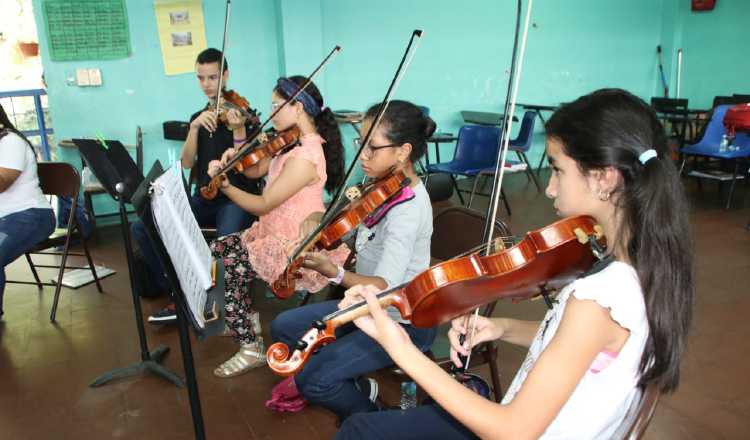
[452,125,502,168]
[690,105,731,148]
[510,111,537,152]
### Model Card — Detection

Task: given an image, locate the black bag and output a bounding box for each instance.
[131,246,164,298]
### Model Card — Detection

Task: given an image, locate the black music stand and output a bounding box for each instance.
[74,139,185,389]
[130,161,212,440]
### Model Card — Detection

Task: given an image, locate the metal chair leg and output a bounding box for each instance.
[501,188,512,216]
[726,161,741,210]
[80,232,102,293]
[450,175,465,205]
[50,227,74,323]
[519,152,542,192]
[25,253,43,288]
[485,342,503,402]
[468,175,482,208]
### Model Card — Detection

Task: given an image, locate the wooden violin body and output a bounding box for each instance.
[267,215,604,376]
[215,90,260,127]
[199,126,301,200]
[270,170,411,299]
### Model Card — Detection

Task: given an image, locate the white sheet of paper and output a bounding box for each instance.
[150,162,211,328]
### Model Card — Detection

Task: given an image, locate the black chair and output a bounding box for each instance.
[388,206,513,403]
[6,162,103,321]
[651,97,690,149]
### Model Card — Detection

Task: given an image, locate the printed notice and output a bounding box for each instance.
[154,0,207,75]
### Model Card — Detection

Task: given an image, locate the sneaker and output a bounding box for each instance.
[356,376,379,404]
[148,303,176,324]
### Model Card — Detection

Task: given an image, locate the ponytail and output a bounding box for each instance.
[545,89,693,393]
[275,76,344,193]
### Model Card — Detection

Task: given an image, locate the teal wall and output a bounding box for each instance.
[31,0,281,217]
[30,0,749,219]
[670,0,750,108]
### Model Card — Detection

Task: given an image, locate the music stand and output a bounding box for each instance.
[74,139,185,389]
[130,161,211,440]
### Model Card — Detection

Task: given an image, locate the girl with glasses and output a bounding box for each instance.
[267,100,438,421]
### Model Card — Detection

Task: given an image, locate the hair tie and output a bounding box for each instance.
[638,149,657,165]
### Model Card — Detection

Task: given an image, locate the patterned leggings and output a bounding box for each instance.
[210,233,261,345]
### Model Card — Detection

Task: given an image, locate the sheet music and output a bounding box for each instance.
[150,163,212,328]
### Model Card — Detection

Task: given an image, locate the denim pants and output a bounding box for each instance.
[0,208,56,314]
[131,193,254,292]
[270,300,437,422]
[336,404,478,440]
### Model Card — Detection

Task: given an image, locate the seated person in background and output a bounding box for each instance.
[0,103,56,316]
[132,48,261,324]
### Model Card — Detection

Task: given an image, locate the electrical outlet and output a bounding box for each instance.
[76,68,90,86]
[88,68,102,86]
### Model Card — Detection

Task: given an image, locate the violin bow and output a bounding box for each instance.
[210,46,342,179]
[463,0,534,371]
[211,0,232,138]
[288,30,424,262]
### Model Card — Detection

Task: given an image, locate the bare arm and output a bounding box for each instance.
[220,156,317,216]
[0,167,21,192]
[356,288,626,440]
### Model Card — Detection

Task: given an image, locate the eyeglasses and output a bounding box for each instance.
[271,101,284,111]
[354,137,401,157]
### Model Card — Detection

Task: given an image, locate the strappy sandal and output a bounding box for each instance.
[214,339,266,378]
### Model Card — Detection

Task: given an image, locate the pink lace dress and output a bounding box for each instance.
[240,133,349,292]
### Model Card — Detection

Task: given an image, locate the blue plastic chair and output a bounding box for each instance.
[426,124,513,215]
[508,111,542,192]
[681,104,750,209]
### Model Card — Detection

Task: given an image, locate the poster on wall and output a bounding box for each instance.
[154,0,207,75]
[42,0,131,61]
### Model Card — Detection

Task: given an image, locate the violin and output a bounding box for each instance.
[266,215,604,376]
[199,126,301,200]
[270,170,411,299]
[213,90,260,128]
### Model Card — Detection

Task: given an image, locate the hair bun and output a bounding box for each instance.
[423,117,437,138]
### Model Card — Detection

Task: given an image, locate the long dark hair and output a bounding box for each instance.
[274,76,344,193]
[364,100,437,163]
[545,88,693,393]
[0,103,36,155]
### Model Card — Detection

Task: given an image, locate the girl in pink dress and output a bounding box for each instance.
[207,76,347,377]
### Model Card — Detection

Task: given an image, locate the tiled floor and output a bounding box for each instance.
[1,172,748,439]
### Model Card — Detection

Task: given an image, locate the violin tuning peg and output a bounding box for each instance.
[573,227,589,244]
[593,225,604,239]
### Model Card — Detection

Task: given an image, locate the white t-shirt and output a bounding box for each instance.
[501,261,649,440]
[0,131,51,218]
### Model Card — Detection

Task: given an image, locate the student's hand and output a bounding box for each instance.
[300,251,337,278]
[207,160,230,188]
[448,314,505,368]
[225,108,246,130]
[220,148,238,167]
[343,285,412,354]
[191,110,218,133]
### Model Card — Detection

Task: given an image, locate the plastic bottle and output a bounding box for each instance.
[719,135,729,153]
[399,381,417,409]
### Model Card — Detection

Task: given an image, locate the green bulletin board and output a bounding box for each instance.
[42,0,131,61]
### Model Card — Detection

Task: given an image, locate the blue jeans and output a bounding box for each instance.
[336,404,478,440]
[131,194,254,293]
[270,300,437,421]
[0,208,56,314]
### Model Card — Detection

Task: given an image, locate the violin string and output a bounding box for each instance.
[465,0,534,373]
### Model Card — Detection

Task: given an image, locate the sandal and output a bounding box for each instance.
[214,338,266,378]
